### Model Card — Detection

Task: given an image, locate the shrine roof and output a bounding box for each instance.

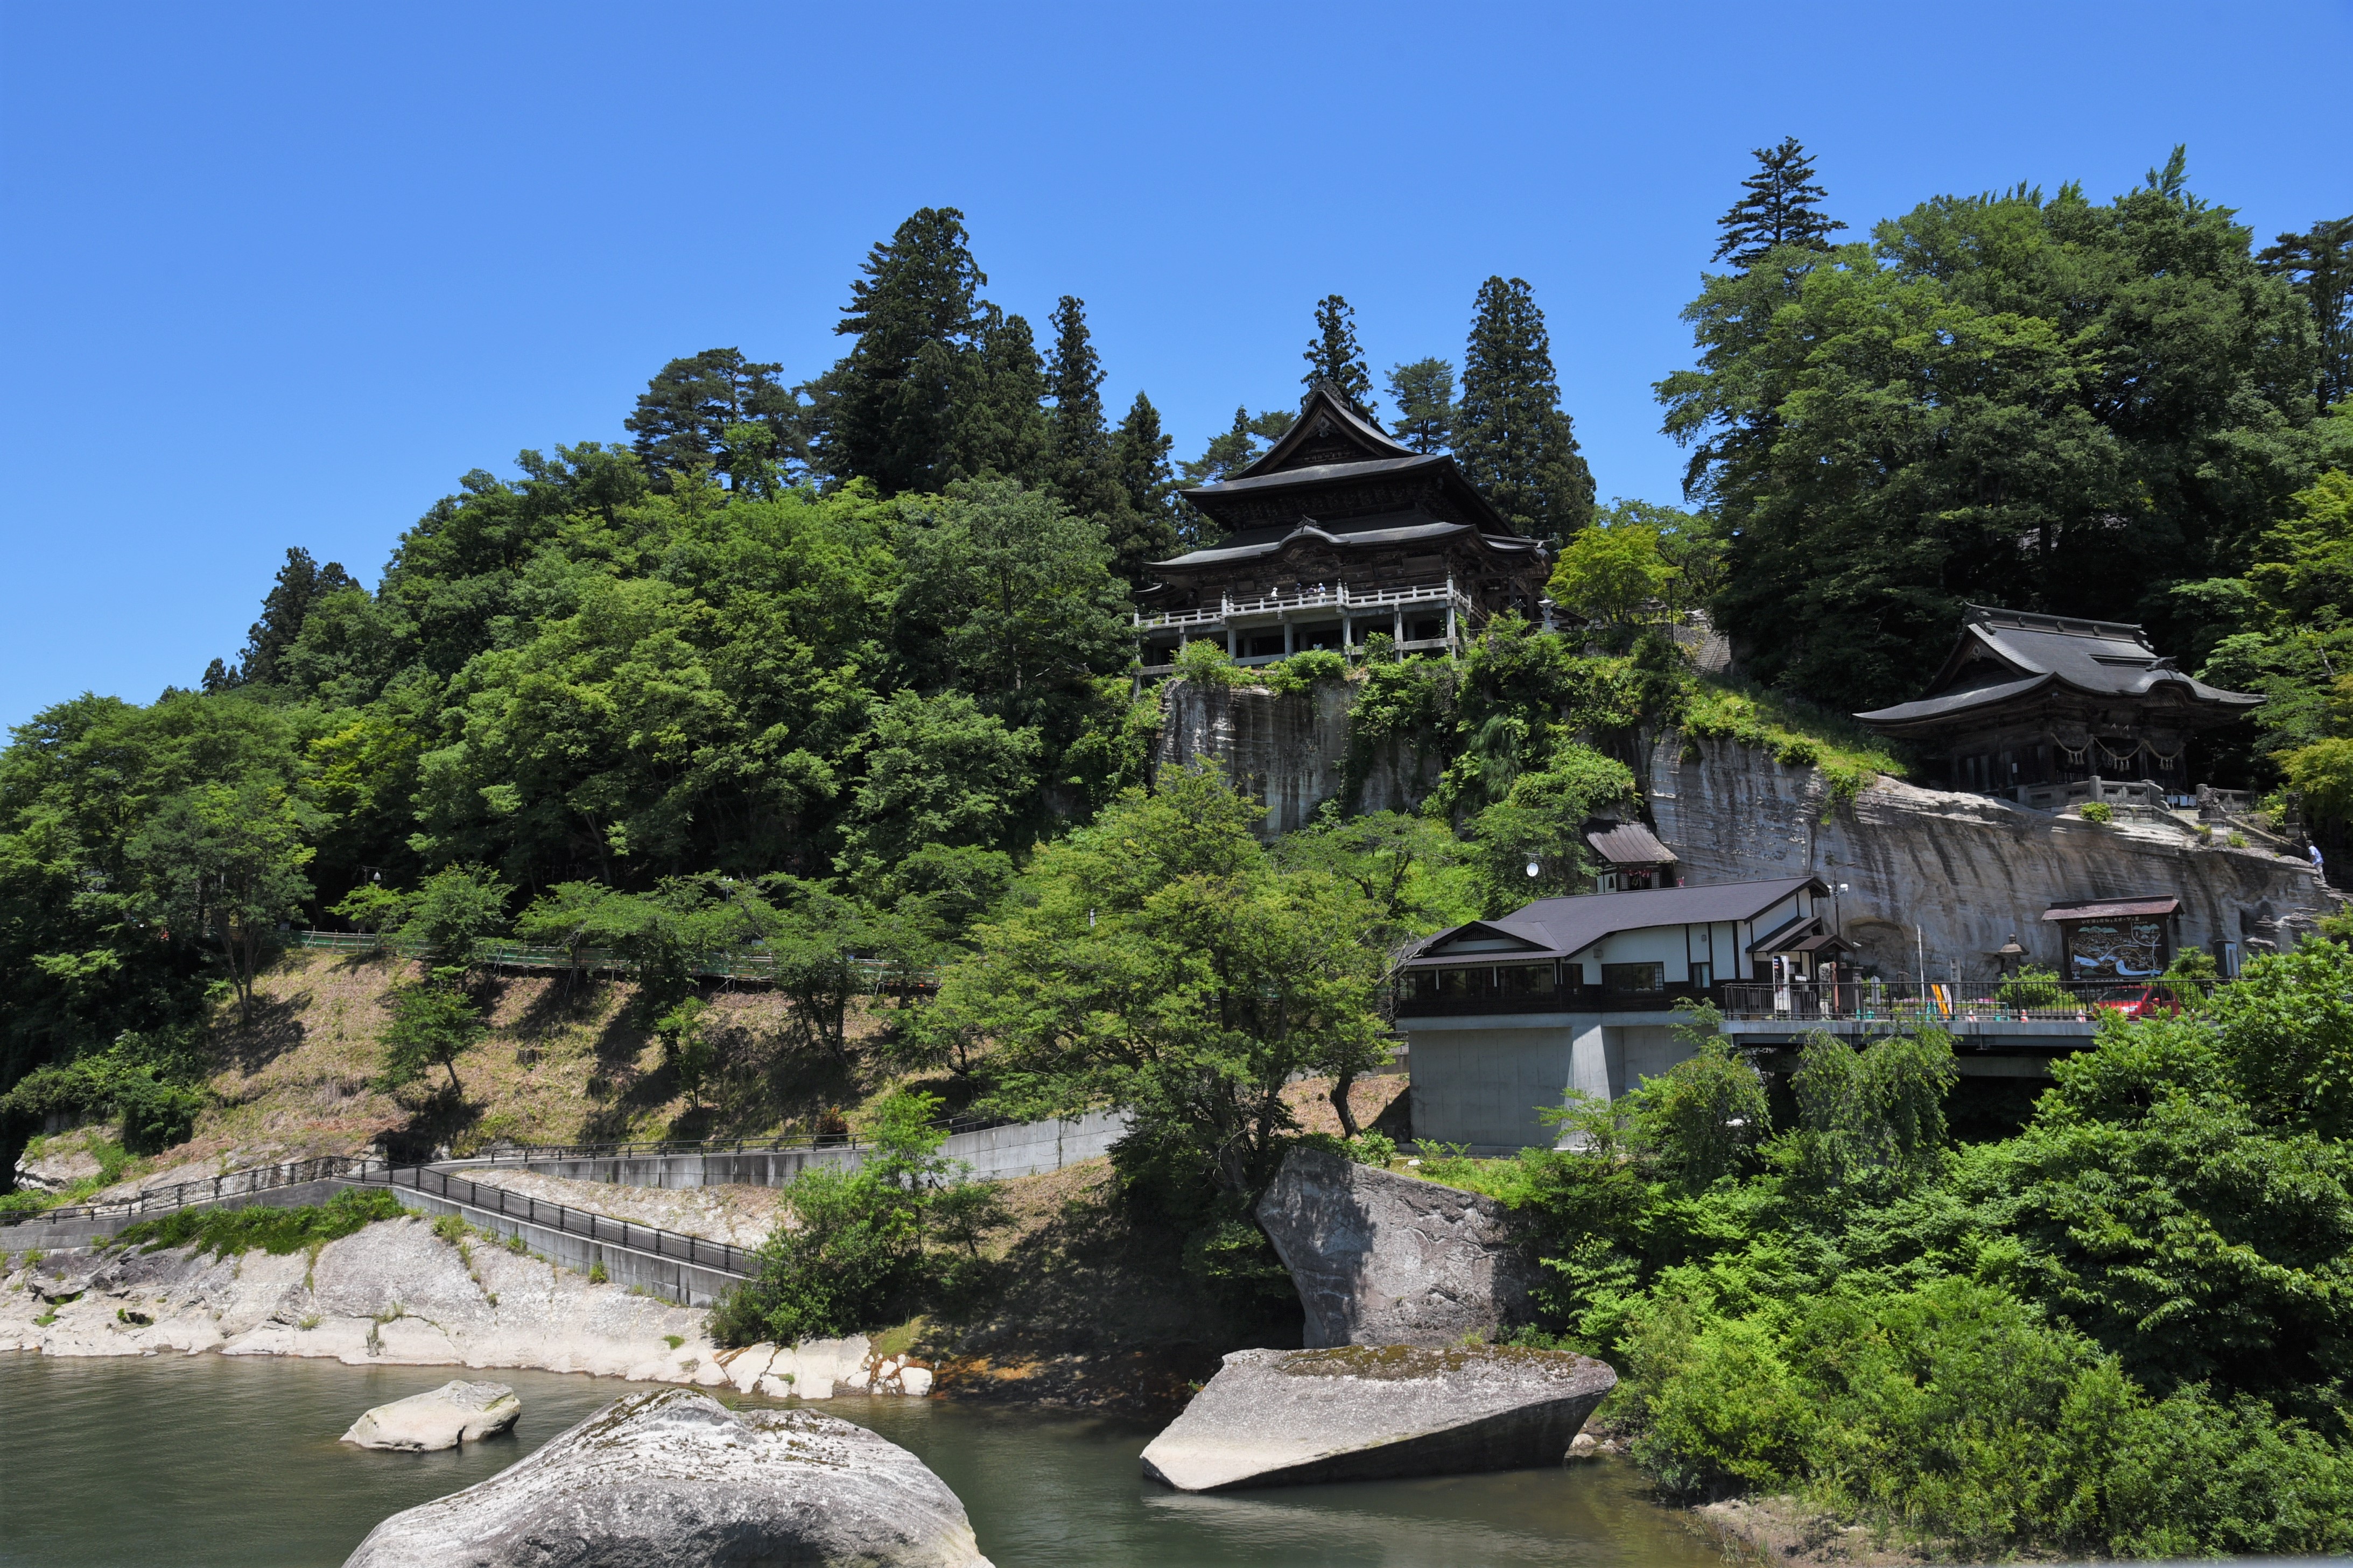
[1854,604,2260,731]
[1146,515,1536,572]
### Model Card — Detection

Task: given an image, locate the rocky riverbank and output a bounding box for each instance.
[0,1215,922,1396]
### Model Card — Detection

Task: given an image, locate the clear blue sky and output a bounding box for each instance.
[3,1,2347,733]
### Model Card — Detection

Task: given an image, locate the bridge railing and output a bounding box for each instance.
[1715,979,2204,1024]
[293,931,940,992]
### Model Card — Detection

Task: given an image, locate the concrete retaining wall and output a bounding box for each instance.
[0,1177,357,1253]
[380,1186,741,1307]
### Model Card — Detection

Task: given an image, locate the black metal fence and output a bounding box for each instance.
[3,1155,387,1228]
[385,1165,754,1277]
[1717,979,2202,1023]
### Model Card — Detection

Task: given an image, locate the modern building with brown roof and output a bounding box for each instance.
[1133,383,1551,672]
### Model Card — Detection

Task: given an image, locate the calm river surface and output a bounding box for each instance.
[0,1352,1721,1568]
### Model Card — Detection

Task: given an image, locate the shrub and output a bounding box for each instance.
[1171,637,1247,687]
[1348,1130,1397,1166]
[1260,648,1348,693]
[2080,800,2115,824]
[111,1187,405,1257]
[1997,964,2068,1009]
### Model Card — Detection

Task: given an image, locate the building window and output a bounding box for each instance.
[1497,964,1555,996]
[1246,632,1285,657]
[1602,962,1665,994]
[1688,962,1712,990]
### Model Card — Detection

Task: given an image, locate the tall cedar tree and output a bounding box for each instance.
[1455,278,1596,546]
[1109,391,1182,579]
[238,548,357,687]
[1302,295,1378,416]
[1044,297,1128,524]
[819,208,988,495]
[952,304,1050,487]
[1386,357,1456,452]
[1712,137,1848,266]
[625,348,804,490]
[2260,216,2353,408]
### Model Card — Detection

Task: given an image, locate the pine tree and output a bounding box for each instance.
[624,348,803,490]
[1711,137,1847,266]
[818,207,988,495]
[1180,407,1265,487]
[1385,357,1455,452]
[2260,215,2353,408]
[1455,278,1596,546]
[949,305,1050,487]
[1044,296,1127,522]
[1301,294,1377,416]
[239,547,357,686]
[1108,391,1180,578]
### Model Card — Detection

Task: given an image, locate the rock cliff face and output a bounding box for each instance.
[1648,735,2335,974]
[1254,1146,1530,1348]
[1155,678,1432,834]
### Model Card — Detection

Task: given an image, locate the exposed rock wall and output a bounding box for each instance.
[1154,679,1434,834]
[1647,734,2337,975]
[1254,1145,1531,1348]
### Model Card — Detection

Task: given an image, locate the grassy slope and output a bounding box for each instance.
[1680,671,1909,800]
[105,947,924,1185]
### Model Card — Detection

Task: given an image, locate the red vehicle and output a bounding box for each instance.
[2085,984,2182,1019]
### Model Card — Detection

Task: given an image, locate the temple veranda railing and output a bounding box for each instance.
[1132,577,1474,635]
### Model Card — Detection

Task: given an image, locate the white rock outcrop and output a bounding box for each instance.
[342,1380,522,1450]
[1140,1344,1616,1492]
[341,1388,992,1568]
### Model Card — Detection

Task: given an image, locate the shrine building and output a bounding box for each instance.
[1134,383,1551,672]
[1852,604,2261,806]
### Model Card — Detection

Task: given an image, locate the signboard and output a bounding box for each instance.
[2064,917,2169,979]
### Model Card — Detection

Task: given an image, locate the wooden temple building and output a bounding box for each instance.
[1134,383,1551,671]
[1853,605,2261,805]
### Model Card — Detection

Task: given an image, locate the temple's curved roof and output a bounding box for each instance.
[1145,515,1537,573]
[1854,604,2259,732]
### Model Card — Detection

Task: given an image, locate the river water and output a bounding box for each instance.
[0,1353,1721,1567]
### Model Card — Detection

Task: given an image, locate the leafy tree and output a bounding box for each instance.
[1301,293,1376,414]
[1385,357,1455,452]
[1179,406,1266,487]
[1784,1027,1956,1193]
[1456,277,1596,546]
[379,966,485,1098]
[624,348,805,490]
[129,783,315,1023]
[1663,158,2343,709]
[1462,742,1638,911]
[236,547,359,687]
[1108,390,1181,578]
[2259,215,2352,407]
[838,691,1042,878]
[818,207,989,495]
[754,878,887,1062]
[1618,1005,1771,1186]
[398,864,511,969]
[1548,517,1674,624]
[891,479,1134,733]
[710,1089,986,1344]
[655,996,715,1110]
[933,767,1387,1198]
[1711,136,1848,266]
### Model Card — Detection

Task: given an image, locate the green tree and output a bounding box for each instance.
[236,547,360,688]
[1456,277,1596,546]
[1620,1005,1771,1187]
[818,207,988,495]
[129,783,315,1023]
[1662,158,2341,709]
[1108,390,1181,575]
[379,966,485,1098]
[1462,743,1638,911]
[934,767,1387,1197]
[952,304,1050,487]
[838,691,1042,877]
[624,348,805,490]
[1302,293,1376,415]
[1385,357,1455,453]
[1548,517,1675,624]
[398,864,511,970]
[1711,136,1848,266]
[655,996,714,1110]
[1785,1028,1956,1193]
[1044,296,1126,522]
[2259,215,2353,407]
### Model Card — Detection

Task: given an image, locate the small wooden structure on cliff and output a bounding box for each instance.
[1852,604,2260,807]
[1134,383,1551,672]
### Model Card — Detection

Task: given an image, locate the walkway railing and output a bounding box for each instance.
[5,1155,388,1228]
[1135,579,1473,632]
[294,931,940,991]
[384,1164,753,1277]
[1715,979,2202,1024]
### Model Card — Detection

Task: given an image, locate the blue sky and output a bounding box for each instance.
[3,1,2348,733]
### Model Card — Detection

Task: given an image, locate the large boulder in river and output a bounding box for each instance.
[1139,1344,1614,1492]
[1254,1144,1532,1347]
[342,1380,521,1451]
[342,1387,991,1568]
